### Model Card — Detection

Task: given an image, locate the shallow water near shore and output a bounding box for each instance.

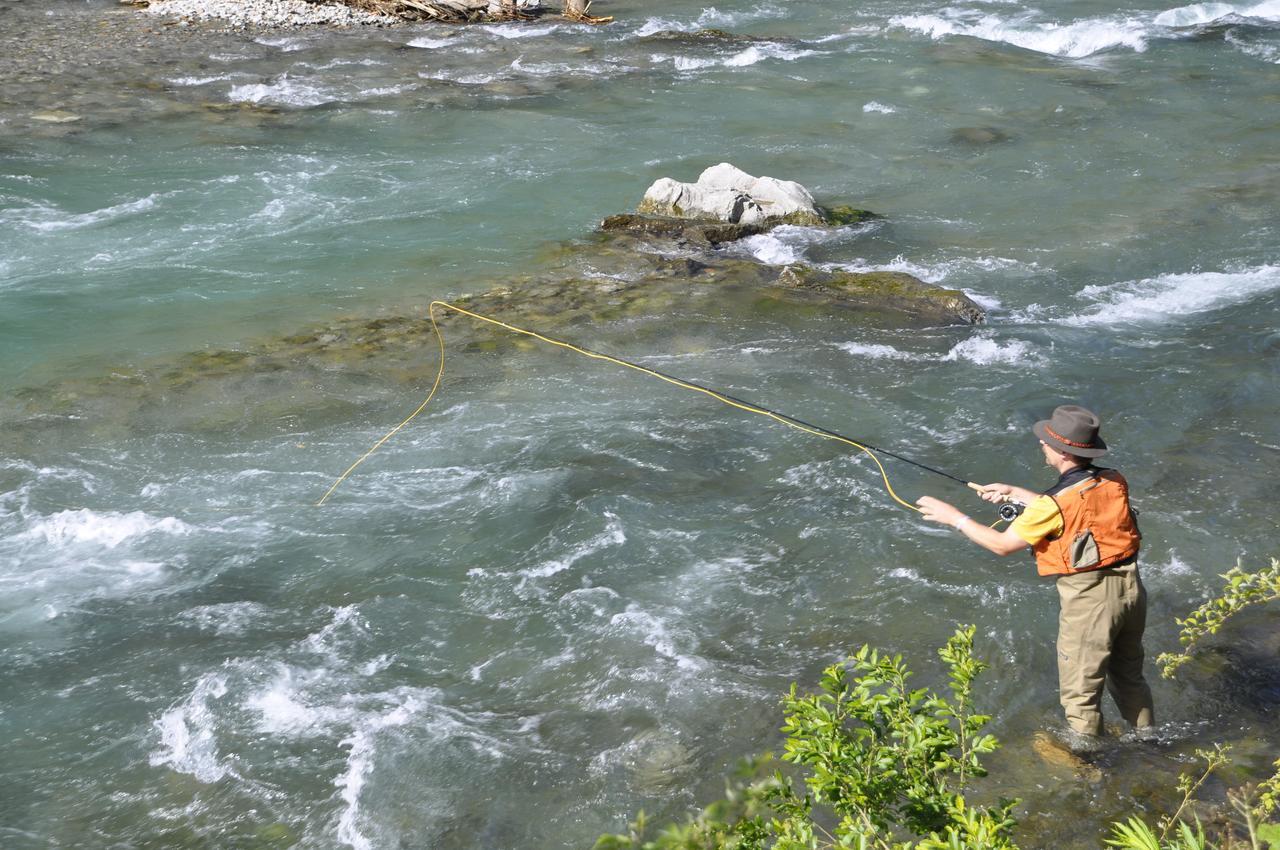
[3,0,1280,848]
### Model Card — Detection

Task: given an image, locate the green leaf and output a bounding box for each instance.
[1106,817,1161,850]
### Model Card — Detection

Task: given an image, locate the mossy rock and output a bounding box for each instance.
[185,349,250,369]
[777,266,985,325]
[599,213,767,245]
[820,205,882,226]
[773,209,828,227]
[254,822,297,849]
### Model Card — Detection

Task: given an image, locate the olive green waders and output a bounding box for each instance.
[1055,562,1155,735]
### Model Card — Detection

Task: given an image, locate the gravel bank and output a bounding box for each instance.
[142,0,395,29]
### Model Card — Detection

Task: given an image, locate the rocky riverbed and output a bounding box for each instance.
[141,0,396,29]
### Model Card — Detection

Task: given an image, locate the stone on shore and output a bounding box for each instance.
[141,0,568,27]
[142,0,395,27]
[638,163,826,227]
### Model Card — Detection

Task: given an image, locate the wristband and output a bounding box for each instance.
[954,516,970,532]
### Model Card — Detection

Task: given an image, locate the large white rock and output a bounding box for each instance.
[638,163,823,225]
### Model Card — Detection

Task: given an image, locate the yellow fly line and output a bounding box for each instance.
[316,300,931,510]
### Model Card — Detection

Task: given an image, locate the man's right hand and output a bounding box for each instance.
[974,483,1014,503]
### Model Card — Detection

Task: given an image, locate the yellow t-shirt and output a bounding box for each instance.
[1010,495,1064,546]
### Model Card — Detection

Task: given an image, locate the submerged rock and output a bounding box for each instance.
[1030,731,1103,782]
[639,28,785,45]
[638,162,826,226]
[777,266,985,326]
[31,110,82,123]
[950,126,1010,145]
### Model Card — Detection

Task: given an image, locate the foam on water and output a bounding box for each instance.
[834,333,1036,366]
[248,664,348,736]
[609,606,705,672]
[254,35,310,52]
[1,499,209,628]
[150,672,233,784]
[660,43,817,71]
[1224,30,1280,61]
[14,194,164,233]
[737,224,843,265]
[304,58,388,70]
[1146,550,1200,577]
[148,606,403,798]
[891,11,1150,57]
[418,68,502,86]
[634,3,785,36]
[407,36,460,49]
[178,601,269,636]
[1065,264,1280,325]
[1154,0,1280,27]
[510,56,630,79]
[481,23,564,39]
[695,3,786,28]
[963,289,1005,312]
[334,696,422,850]
[739,233,805,265]
[20,509,191,548]
[229,75,337,107]
[832,254,1030,284]
[862,101,898,113]
[300,605,366,663]
[169,74,237,86]
[940,334,1037,365]
[355,84,415,99]
[836,341,914,360]
[521,511,626,579]
[633,17,685,37]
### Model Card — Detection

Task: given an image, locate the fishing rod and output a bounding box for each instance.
[317,301,1004,514]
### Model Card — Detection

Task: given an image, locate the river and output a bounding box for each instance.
[2,0,1279,847]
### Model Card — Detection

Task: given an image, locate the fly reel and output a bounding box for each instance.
[997,501,1026,522]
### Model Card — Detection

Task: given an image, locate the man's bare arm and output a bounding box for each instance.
[916,495,1031,556]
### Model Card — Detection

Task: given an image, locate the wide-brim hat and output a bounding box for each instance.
[1033,404,1108,457]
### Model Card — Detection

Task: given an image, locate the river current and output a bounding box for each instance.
[2,0,1279,847]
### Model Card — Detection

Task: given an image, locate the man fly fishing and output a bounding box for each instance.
[915,405,1155,749]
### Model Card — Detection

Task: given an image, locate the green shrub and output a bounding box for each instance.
[594,626,1018,850]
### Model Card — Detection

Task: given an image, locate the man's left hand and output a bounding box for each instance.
[916,495,965,527]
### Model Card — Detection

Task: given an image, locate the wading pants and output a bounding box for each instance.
[1055,562,1155,735]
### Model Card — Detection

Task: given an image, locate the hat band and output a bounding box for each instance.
[1045,425,1094,449]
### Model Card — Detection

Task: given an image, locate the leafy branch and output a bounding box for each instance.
[1157,559,1280,678]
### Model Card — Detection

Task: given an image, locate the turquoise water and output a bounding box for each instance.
[2,0,1280,847]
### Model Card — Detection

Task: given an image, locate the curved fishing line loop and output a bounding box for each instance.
[317,301,971,510]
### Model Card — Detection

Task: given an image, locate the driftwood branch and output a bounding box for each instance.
[561,0,612,23]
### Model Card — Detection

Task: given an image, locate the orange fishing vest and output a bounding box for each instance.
[1033,468,1141,577]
